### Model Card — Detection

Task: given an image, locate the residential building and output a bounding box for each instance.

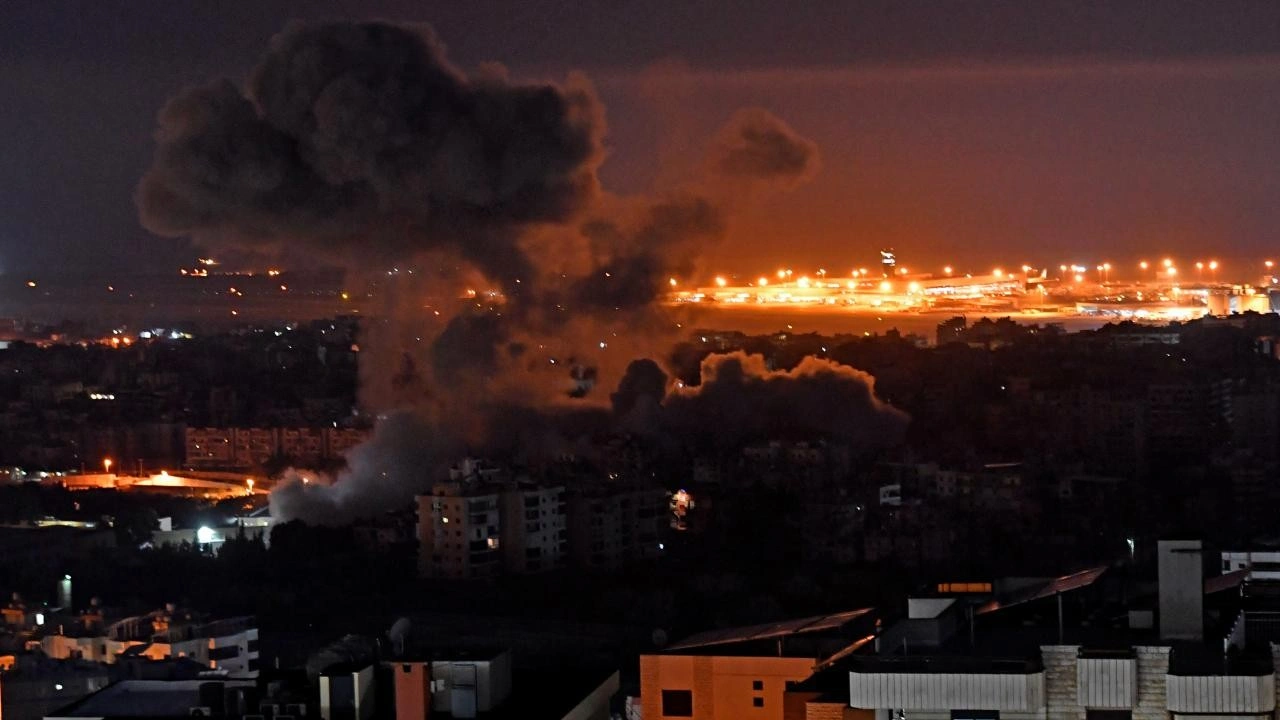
[838,642,1280,720]
[416,461,566,578]
[1223,550,1280,582]
[565,485,668,570]
[185,427,371,470]
[817,541,1280,720]
[501,484,567,574]
[40,607,259,677]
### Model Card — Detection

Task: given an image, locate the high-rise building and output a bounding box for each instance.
[416,461,565,578]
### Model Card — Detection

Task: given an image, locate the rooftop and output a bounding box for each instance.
[48,679,255,719]
[666,608,873,652]
[660,608,876,661]
[977,566,1108,615]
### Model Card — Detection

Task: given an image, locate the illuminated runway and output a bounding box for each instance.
[668,302,1112,339]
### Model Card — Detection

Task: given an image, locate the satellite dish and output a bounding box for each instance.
[389,617,412,656]
[651,628,669,647]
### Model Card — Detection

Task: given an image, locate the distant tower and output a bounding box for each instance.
[880,249,897,277]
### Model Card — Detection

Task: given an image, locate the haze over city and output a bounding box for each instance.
[5,5,1280,720]
[3,2,1280,284]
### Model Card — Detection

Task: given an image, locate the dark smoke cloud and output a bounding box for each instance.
[612,359,668,416]
[137,21,604,281]
[565,194,726,314]
[146,21,830,524]
[661,352,907,451]
[708,108,820,188]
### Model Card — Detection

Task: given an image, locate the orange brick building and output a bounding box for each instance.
[639,609,875,720]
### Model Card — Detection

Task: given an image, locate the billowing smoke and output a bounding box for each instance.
[659,352,908,451]
[137,20,851,524]
[707,108,821,189]
[273,413,452,523]
[612,359,668,417]
[137,21,604,280]
[566,195,726,314]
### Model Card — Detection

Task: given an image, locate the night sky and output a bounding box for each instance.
[3,1,1279,279]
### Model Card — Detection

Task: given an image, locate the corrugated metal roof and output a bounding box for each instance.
[1205,568,1250,595]
[665,608,873,650]
[976,566,1107,615]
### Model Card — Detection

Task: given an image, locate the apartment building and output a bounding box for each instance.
[416,461,566,578]
[565,485,668,570]
[40,606,259,677]
[184,427,371,469]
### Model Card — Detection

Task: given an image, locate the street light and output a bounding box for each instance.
[103,458,112,475]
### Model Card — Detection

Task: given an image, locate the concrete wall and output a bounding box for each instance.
[1158,540,1204,640]
[1042,645,1169,720]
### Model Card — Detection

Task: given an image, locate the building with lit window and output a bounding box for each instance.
[184,427,371,470]
[39,606,259,677]
[416,460,566,579]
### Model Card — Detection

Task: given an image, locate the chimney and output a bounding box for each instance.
[1158,539,1204,640]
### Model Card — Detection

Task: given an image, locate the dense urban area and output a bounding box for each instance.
[5,310,1280,718]
[8,4,1280,720]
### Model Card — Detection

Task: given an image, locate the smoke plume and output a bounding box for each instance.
[138,20,859,524]
[707,108,821,188]
[660,352,908,451]
[137,21,604,280]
